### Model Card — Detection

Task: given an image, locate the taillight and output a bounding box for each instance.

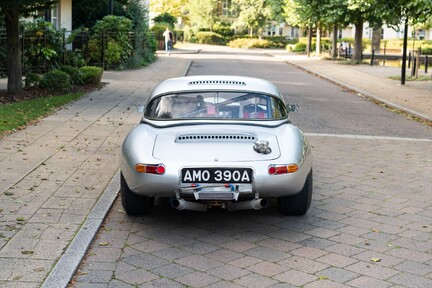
[268,164,298,175]
[135,164,165,174]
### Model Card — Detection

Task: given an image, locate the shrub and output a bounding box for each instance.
[195,32,226,45]
[60,65,82,85]
[422,46,432,55]
[79,66,103,85]
[25,72,42,87]
[90,16,133,68]
[291,42,307,52]
[212,22,234,37]
[39,70,71,91]
[228,38,272,49]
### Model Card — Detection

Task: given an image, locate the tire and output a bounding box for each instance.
[120,172,154,215]
[277,170,313,216]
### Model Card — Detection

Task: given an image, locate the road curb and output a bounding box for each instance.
[41,170,120,288]
[40,59,193,288]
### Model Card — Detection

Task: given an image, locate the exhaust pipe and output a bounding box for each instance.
[171,198,208,212]
[227,198,269,212]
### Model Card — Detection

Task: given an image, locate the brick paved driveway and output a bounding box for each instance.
[71,135,432,288]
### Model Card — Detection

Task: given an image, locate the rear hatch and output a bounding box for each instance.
[153,128,280,162]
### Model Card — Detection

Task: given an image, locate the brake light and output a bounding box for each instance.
[268,164,298,175]
[135,164,165,174]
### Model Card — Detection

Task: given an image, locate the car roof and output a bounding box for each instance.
[149,75,283,100]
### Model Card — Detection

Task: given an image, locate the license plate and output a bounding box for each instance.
[181,168,253,184]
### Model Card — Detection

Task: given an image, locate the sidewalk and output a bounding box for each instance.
[0,45,431,288]
[266,50,432,122]
[0,56,192,288]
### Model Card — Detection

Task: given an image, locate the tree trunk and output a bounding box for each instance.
[352,20,363,62]
[332,24,338,59]
[4,6,23,95]
[306,26,312,58]
[372,27,382,53]
[315,25,321,55]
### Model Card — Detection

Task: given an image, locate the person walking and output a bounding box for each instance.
[163,27,173,55]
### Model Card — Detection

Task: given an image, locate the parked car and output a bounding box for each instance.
[120,75,313,215]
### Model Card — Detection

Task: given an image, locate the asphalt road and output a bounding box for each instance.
[69,47,432,288]
[187,48,432,139]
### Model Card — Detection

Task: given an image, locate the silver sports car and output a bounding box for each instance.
[120,75,312,215]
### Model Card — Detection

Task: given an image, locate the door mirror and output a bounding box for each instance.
[137,105,145,113]
[286,104,299,112]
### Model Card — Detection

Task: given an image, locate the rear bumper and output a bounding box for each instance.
[120,156,312,199]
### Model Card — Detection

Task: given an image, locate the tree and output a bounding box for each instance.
[188,0,218,32]
[232,0,271,37]
[153,12,177,29]
[0,0,58,95]
[284,0,329,56]
[150,0,185,18]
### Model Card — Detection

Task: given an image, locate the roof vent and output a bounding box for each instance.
[188,80,246,86]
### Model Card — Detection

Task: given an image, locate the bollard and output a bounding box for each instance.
[370,49,375,66]
[425,55,428,74]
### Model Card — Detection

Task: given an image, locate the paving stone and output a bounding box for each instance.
[273,269,317,286]
[233,273,278,288]
[346,276,392,288]
[176,271,220,288]
[318,267,359,283]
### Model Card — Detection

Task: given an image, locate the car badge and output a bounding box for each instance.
[214,158,219,161]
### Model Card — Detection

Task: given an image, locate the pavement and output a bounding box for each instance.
[0,44,431,288]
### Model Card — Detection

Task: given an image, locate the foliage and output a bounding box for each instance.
[228,38,272,48]
[79,66,103,85]
[194,31,226,45]
[0,92,84,135]
[125,0,156,67]
[151,23,170,41]
[232,0,272,37]
[60,65,83,85]
[153,12,177,28]
[24,72,41,87]
[21,19,64,73]
[188,0,218,33]
[212,22,235,37]
[39,70,71,91]
[89,15,133,68]
[422,46,432,55]
[150,0,186,18]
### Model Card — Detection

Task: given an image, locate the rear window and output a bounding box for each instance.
[145,91,288,120]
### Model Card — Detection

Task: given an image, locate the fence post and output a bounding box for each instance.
[370,49,374,66]
[383,42,386,66]
[63,30,66,65]
[408,52,411,69]
[101,30,105,69]
[411,53,416,77]
[425,55,428,74]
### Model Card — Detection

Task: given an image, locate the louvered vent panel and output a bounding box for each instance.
[188,80,246,86]
[175,134,256,143]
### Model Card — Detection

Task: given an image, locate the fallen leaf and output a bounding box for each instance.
[21,250,34,255]
[371,257,381,263]
[318,275,329,280]
[99,242,109,246]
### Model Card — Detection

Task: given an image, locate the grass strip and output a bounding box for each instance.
[0,92,84,135]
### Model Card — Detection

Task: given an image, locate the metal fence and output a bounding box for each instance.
[0,28,151,76]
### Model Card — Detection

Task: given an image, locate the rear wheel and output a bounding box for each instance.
[277,170,313,216]
[120,172,154,215]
